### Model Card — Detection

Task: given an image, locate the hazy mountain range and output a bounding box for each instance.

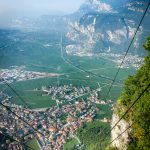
[66,0,150,55]
[1,0,150,55]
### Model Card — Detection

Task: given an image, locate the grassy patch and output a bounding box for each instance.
[26,138,41,150]
[76,121,110,150]
[95,104,112,119]
[63,138,79,150]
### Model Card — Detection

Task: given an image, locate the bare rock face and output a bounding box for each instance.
[111,114,131,150]
[65,0,150,56]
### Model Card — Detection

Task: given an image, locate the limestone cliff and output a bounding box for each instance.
[109,37,150,150]
[110,114,131,150]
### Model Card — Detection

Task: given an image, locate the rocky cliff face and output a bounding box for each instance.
[65,0,150,55]
[110,114,132,150]
[4,0,150,55]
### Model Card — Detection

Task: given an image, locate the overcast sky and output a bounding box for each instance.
[0,0,85,18]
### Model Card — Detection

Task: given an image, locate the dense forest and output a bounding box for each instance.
[115,37,150,150]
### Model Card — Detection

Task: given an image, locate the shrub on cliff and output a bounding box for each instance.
[115,37,150,149]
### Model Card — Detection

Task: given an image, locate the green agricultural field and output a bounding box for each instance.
[26,138,41,150]
[0,29,136,109]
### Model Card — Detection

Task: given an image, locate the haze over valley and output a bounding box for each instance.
[0,0,150,150]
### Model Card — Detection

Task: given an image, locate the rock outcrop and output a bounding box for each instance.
[110,114,131,150]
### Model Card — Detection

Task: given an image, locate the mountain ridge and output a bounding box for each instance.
[65,0,150,55]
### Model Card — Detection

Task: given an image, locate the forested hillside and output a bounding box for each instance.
[114,37,150,149]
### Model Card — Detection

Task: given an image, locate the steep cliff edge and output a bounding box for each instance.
[108,37,150,150]
[110,114,131,150]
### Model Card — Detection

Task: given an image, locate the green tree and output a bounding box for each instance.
[143,37,150,51]
[115,37,150,149]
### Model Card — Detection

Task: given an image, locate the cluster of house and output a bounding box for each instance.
[40,84,91,102]
[99,53,144,69]
[88,90,109,104]
[0,91,99,150]
[0,66,58,84]
[0,134,24,150]
[41,101,97,150]
[40,85,114,109]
